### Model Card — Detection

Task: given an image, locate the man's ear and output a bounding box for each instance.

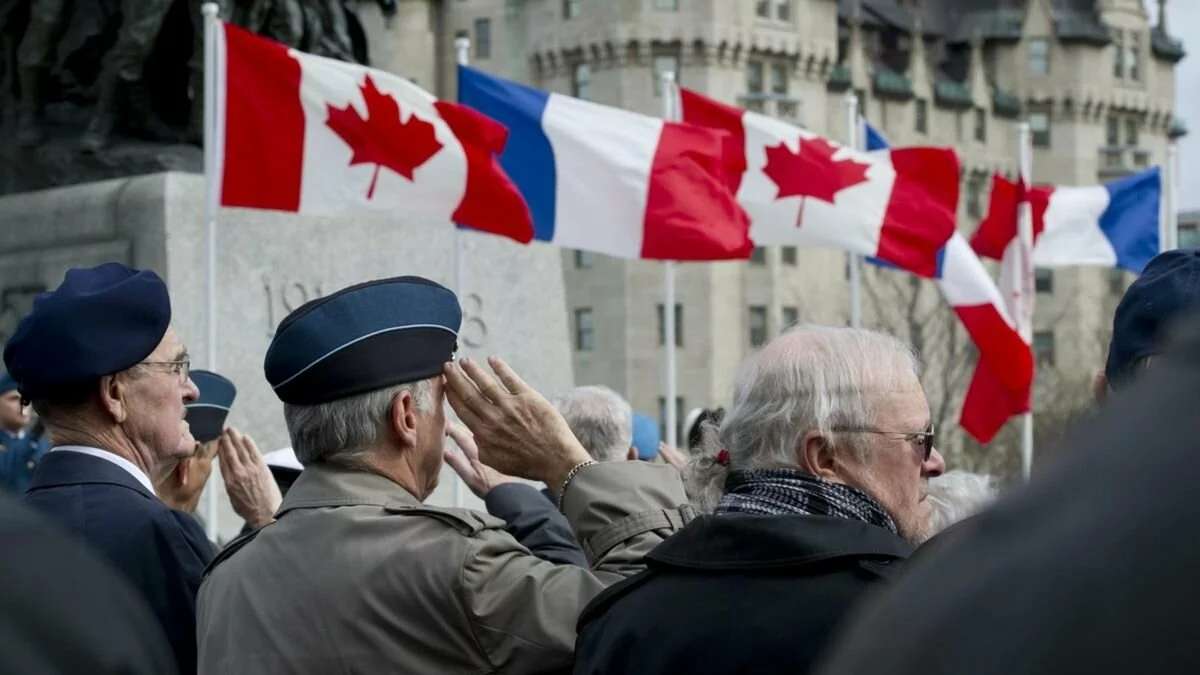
[797,430,842,482]
[99,374,128,423]
[1092,370,1109,404]
[389,389,419,447]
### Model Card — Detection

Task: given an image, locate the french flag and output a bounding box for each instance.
[974,168,1162,273]
[868,124,1033,443]
[679,90,959,277]
[214,23,533,243]
[457,66,752,260]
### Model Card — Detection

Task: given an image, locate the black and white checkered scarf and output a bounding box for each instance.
[714,468,898,534]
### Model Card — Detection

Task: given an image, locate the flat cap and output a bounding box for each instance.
[264,276,461,405]
[1106,248,1200,385]
[185,371,237,443]
[2,263,171,397]
[0,373,16,396]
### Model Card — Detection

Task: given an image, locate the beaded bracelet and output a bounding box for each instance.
[556,459,598,511]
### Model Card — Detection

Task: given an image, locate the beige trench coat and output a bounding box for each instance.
[196,461,690,674]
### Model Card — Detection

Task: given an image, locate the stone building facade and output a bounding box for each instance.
[364,0,1185,446]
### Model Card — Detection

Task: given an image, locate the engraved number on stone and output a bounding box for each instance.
[461,293,487,349]
[265,278,325,337]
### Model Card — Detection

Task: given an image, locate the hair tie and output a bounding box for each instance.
[716,449,731,466]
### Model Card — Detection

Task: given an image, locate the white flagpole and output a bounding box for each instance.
[453,36,470,509]
[1017,122,1036,481]
[661,71,679,451]
[201,1,220,541]
[1165,142,1179,251]
[844,93,862,329]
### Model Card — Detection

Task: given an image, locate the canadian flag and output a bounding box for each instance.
[213,22,533,243]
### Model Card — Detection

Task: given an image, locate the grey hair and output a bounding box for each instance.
[926,470,997,534]
[551,385,633,462]
[283,377,437,467]
[683,325,922,509]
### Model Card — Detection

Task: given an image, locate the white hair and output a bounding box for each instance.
[684,325,922,511]
[551,385,633,462]
[927,470,998,534]
[283,378,437,466]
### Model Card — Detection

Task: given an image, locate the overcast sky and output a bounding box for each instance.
[1146,0,1198,210]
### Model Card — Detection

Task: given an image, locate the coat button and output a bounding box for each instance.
[26,460,35,469]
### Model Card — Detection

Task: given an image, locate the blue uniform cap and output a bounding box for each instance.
[2,263,171,398]
[1107,248,1200,385]
[185,370,237,443]
[264,276,462,405]
[632,413,660,460]
[0,372,17,396]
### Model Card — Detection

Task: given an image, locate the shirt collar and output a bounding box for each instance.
[51,446,157,496]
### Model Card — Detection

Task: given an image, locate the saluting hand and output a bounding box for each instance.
[443,423,517,499]
[217,427,282,529]
[443,356,591,487]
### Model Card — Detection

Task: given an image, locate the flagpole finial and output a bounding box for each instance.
[201,1,219,17]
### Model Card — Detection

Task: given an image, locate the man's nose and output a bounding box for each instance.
[183,376,200,403]
[923,448,946,477]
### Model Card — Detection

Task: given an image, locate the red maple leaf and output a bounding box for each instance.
[761,136,871,204]
[326,75,443,199]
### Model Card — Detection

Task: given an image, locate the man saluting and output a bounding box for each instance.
[4,263,213,675]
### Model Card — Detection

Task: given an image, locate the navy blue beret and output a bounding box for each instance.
[2,263,171,397]
[0,372,17,396]
[185,370,237,443]
[1107,248,1200,384]
[264,276,461,405]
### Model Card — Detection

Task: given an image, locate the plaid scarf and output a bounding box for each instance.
[714,468,898,535]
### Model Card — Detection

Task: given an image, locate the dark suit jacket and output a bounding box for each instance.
[485,482,589,567]
[24,451,214,674]
[0,490,179,675]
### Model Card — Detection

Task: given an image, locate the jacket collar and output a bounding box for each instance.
[647,513,914,572]
[276,463,422,517]
[27,450,157,499]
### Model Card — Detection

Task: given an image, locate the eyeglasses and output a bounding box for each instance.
[139,359,191,383]
[834,424,936,461]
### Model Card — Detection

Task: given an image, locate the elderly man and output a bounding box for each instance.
[197,275,690,674]
[553,386,638,462]
[0,371,50,492]
[573,325,945,675]
[3,263,212,675]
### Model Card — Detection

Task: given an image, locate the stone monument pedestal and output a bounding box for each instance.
[0,172,575,539]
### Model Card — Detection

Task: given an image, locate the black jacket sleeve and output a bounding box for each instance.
[484,483,589,567]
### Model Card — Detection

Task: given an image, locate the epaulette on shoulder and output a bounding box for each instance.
[381,502,506,537]
[202,526,264,579]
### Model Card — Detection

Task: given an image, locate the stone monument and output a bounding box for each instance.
[0,1,574,540]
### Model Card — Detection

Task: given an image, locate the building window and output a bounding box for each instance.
[1108,268,1126,295]
[653,0,678,9]
[653,55,679,96]
[777,100,799,121]
[562,0,580,19]
[574,250,594,268]
[781,306,799,331]
[781,246,798,265]
[770,62,788,95]
[1129,32,1141,82]
[657,303,684,347]
[776,0,791,21]
[1180,223,1200,249]
[571,62,590,100]
[854,88,866,118]
[746,60,764,94]
[1029,112,1051,148]
[657,396,686,445]
[749,306,768,347]
[474,18,491,59]
[574,308,593,351]
[1035,268,1054,294]
[966,174,983,219]
[1028,38,1049,75]
[1113,31,1125,77]
[1125,118,1139,147]
[974,108,987,142]
[915,98,928,133]
[1033,330,1056,366]
[1106,116,1120,146]
[749,247,767,265]
[755,0,769,18]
